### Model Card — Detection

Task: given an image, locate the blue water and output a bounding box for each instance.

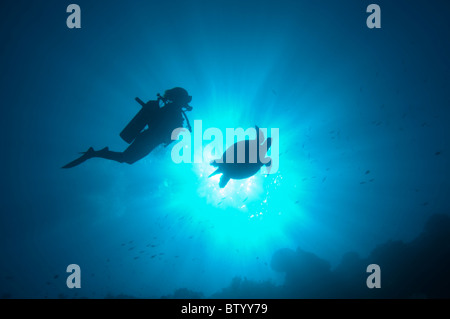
[1,0,449,298]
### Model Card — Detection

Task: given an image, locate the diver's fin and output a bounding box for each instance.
[208,167,222,178]
[61,147,96,169]
[219,175,231,188]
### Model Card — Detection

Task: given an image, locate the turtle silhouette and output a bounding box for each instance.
[208,126,272,188]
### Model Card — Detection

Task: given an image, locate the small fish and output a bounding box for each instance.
[360,181,366,184]
[54,275,59,279]
[151,255,156,259]
[128,247,135,251]
[134,256,139,260]
[435,151,442,156]
[422,202,429,206]
[365,170,370,175]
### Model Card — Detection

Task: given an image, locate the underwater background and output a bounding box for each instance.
[1,0,449,298]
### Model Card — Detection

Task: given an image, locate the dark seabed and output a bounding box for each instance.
[0,0,449,298]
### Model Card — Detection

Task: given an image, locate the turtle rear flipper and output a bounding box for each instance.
[219,175,231,188]
[210,159,219,167]
[208,167,222,178]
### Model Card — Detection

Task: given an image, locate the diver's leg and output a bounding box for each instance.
[91,147,125,163]
[120,129,161,164]
[62,129,163,168]
[75,131,161,164]
[62,147,128,168]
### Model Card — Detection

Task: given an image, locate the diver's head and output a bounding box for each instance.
[163,87,192,110]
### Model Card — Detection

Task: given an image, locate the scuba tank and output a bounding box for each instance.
[119,97,160,144]
[120,88,193,144]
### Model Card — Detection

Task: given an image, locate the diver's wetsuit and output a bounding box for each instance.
[83,102,185,165]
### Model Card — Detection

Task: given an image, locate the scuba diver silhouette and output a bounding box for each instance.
[62,87,193,168]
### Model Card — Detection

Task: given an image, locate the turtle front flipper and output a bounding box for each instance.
[263,157,272,174]
[208,166,222,178]
[219,175,231,188]
[256,125,265,144]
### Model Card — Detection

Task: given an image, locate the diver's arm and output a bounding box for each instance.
[182,110,192,132]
